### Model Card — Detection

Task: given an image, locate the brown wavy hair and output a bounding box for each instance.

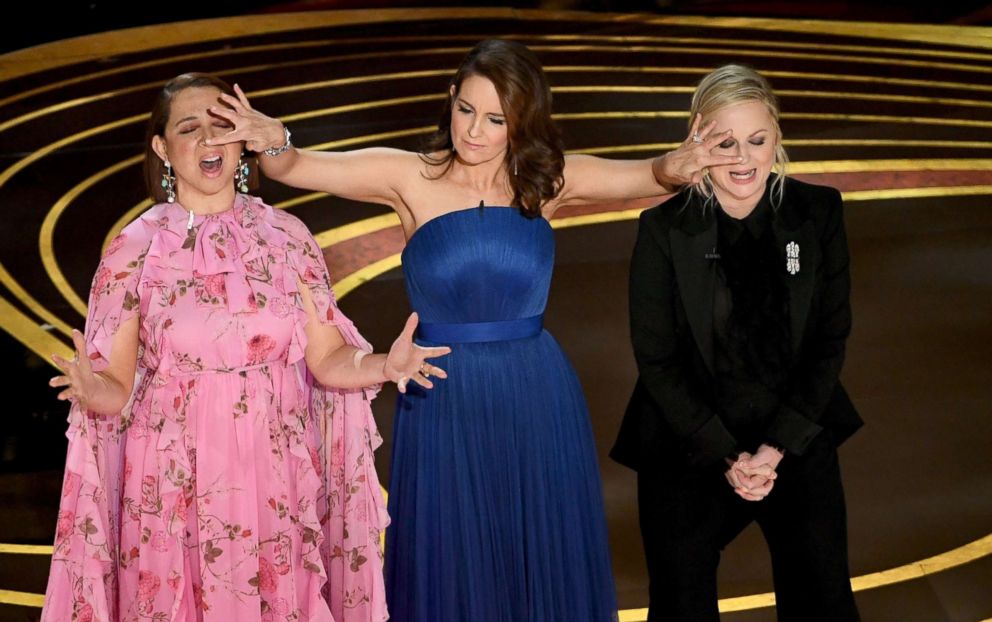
[420,39,564,218]
[144,73,259,203]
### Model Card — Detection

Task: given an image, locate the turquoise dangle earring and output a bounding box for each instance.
[162,161,176,203]
[235,155,250,193]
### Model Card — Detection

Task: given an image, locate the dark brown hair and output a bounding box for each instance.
[420,40,564,218]
[144,73,259,203]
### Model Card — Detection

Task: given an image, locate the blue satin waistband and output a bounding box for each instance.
[417,314,544,343]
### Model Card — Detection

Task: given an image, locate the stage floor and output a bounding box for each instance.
[1,9,990,621]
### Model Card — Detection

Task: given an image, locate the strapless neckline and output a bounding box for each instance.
[403,205,550,251]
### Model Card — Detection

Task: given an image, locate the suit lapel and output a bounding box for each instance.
[671,206,718,374]
[773,202,818,354]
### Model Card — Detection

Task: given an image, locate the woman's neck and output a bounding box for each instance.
[177,186,237,215]
[449,153,510,197]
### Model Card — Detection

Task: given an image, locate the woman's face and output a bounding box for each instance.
[449,74,509,166]
[706,100,778,214]
[152,86,242,206]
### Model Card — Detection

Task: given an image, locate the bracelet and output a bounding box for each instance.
[263,126,292,157]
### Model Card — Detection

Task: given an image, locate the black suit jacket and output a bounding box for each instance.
[611,176,862,472]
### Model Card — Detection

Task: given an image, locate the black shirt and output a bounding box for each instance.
[712,193,792,449]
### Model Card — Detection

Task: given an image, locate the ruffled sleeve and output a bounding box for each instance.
[42,212,159,622]
[274,206,389,622]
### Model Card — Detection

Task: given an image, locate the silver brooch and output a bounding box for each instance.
[786,241,800,275]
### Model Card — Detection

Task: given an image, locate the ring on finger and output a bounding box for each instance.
[419,363,431,378]
[691,133,703,144]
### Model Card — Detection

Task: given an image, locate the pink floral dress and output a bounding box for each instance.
[41,194,388,622]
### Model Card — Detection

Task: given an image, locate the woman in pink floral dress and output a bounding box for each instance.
[41,73,448,622]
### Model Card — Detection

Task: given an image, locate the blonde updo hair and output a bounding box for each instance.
[687,64,788,209]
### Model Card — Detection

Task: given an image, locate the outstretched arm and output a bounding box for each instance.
[206,84,415,210]
[299,282,450,393]
[550,115,742,215]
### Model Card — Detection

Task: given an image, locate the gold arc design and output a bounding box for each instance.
[41,156,144,318]
[2,10,992,85]
[0,113,147,340]
[550,66,992,94]
[9,62,992,138]
[0,28,986,108]
[524,43,992,74]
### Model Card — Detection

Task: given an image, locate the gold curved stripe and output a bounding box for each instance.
[314,213,401,248]
[3,10,991,85]
[536,33,992,63]
[550,65,992,95]
[333,254,403,300]
[582,139,992,156]
[647,15,992,51]
[527,43,992,75]
[308,126,434,152]
[558,110,992,129]
[787,138,992,149]
[0,9,509,84]
[4,24,990,110]
[787,159,992,173]
[42,156,143,318]
[785,112,992,129]
[843,185,992,201]
[0,294,73,364]
[10,61,992,139]
[0,263,73,338]
[0,59,455,135]
[0,543,53,555]
[0,589,45,608]
[0,113,146,338]
[555,86,992,110]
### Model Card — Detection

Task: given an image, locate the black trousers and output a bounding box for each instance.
[637,432,860,622]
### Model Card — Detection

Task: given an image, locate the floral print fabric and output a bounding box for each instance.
[42,195,388,622]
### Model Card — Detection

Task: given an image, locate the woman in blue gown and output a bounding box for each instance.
[211,39,742,621]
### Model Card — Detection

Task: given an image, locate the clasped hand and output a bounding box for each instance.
[724,444,784,502]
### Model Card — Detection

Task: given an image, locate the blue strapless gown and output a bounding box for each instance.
[384,207,618,622]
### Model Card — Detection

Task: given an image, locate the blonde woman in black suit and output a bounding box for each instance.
[612,65,862,622]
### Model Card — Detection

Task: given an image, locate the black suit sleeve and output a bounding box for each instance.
[630,210,736,466]
[765,188,852,455]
